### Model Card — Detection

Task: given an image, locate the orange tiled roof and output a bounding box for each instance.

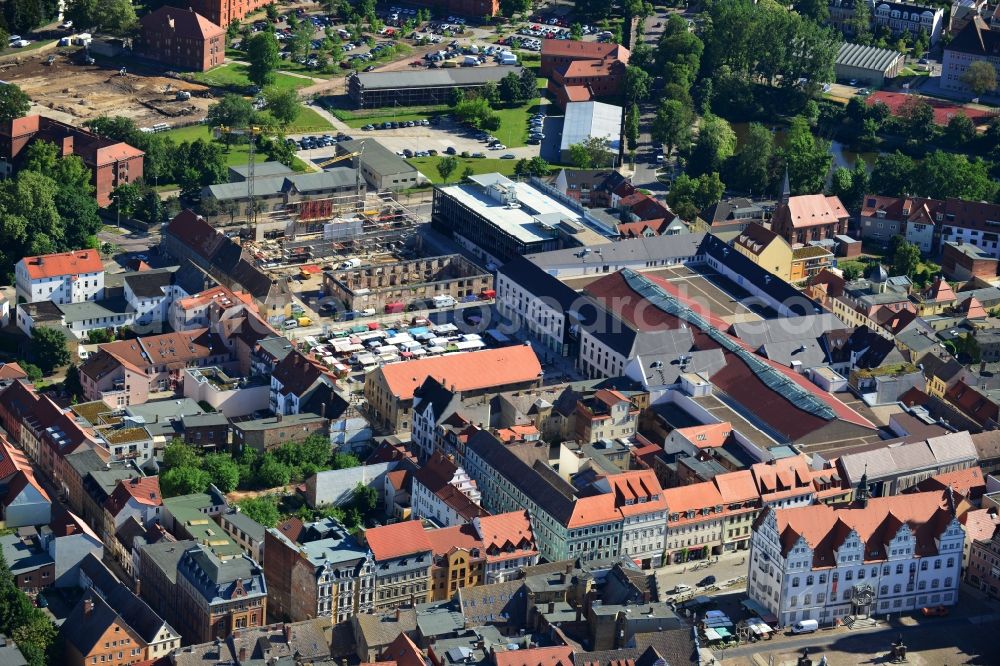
[673,422,732,449]
[566,470,667,527]
[426,523,482,558]
[784,194,849,229]
[767,490,955,565]
[924,276,957,302]
[915,466,985,501]
[961,507,999,544]
[475,510,538,562]
[541,40,629,61]
[378,633,425,666]
[364,520,432,560]
[20,249,103,280]
[494,646,574,666]
[379,346,541,401]
[105,476,161,516]
[0,363,27,381]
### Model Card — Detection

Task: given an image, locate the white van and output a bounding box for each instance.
[433,295,456,308]
[790,619,818,634]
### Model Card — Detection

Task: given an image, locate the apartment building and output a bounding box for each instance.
[16,250,104,305]
[263,517,375,623]
[365,345,542,433]
[464,429,667,568]
[748,489,964,628]
[411,452,487,527]
[573,389,639,444]
[361,521,433,610]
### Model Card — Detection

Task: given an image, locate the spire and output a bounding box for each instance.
[857,463,870,508]
[780,168,790,205]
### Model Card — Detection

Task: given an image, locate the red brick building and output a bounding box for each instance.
[139,7,225,72]
[941,240,999,281]
[421,0,499,17]
[0,116,144,206]
[185,0,271,31]
[541,41,630,108]
[770,194,850,246]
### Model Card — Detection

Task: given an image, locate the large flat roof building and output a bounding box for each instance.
[559,102,622,164]
[348,67,524,108]
[432,173,608,266]
[834,42,905,86]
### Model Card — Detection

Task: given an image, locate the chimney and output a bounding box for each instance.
[565,563,573,575]
[321,402,327,419]
[547,602,555,613]
[239,646,247,662]
[395,607,402,621]
[84,598,94,616]
[133,576,141,597]
[277,413,283,422]
[284,624,292,643]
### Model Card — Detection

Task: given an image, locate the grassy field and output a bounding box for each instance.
[164,123,313,170]
[331,104,450,123]
[190,63,311,93]
[406,156,521,183]
[263,105,333,133]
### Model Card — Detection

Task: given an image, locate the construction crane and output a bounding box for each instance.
[316,141,367,201]
[215,125,264,229]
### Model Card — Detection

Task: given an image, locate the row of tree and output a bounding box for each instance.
[160,436,361,497]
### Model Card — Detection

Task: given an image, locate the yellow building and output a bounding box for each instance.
[790,245,834,282]
[732,223,793,282]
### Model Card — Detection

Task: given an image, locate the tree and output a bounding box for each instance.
[871,151,915,196]
[237,496,281,528]
[461,166,474,181]
[498,71,524,104]
[0,84,30,122]
[518,67,538,102]
[514,156,550,178]
[207,94,256,133]
[570,22,583,40]
[567,136,612,169]
[63,364,84,401]
[688,114,736,177]
[254,453,292,488]
[839,260,866,280]
[110,181,142,220]
[20,363,42,383]
[164,438,199,469]
[480,81,500,107]
[624,66,651,104]
[30,327,70,375]
[889,236,921,279]
[960,61,997,96]
[946,113,976,145]
[850,0,872,45]
[728,122,774,194]
[898,96,936,143]
[265,88,299,127]
[160,466,211,497]
[626,103,640,152]
[499,0,529,17]
[794,0,828,22]
[782,115,831,195]
[246,31,280,88]
[651,99,693,156]
[436,155,460,183]
[666,172,725,220]
[913,150,997,201]
[265,2,279,20]
[352,482,378,516]
[203,453,240,492]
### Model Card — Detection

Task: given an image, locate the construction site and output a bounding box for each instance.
[242,188,424,270]
[0,49,212,128]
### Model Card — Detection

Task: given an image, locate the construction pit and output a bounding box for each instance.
[0,50,213,129]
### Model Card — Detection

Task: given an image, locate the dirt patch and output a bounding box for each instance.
[0,51,214,129]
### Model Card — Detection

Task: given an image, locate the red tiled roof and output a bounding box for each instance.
[425,523,482,557]
[379,346,541,401]
[0,363,27,381]
[378,633,425,666]
[541,40,629,61]
[276,517,305,543]
[617,219,672,238]
[474,510,537,560]
[20,249,103,280]
[673,422,732,449]
[924,276,957,302]
[566,469,667,527]
[961,507,999,544]
[140,6,225,40]
[494,645,574,666]
[945,380,999,426]
[765,491,955,565]
[781,194,849,230]
[105,476,161,516]
[364,520,432,560]
[751,456,814,500]
[961,296,987,319]
[386,469,411,492]
[915,466,985,502]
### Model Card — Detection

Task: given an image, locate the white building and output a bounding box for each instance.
[748,488,965,628]
[411,451,485,527]
[873,1,944,45]
[559,101,622,164]
[16,250,105,305]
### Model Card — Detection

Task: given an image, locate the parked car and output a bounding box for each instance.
[921,606,949,617]
[696,575,716,587]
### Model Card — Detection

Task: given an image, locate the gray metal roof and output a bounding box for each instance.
[228,161,295,181]
[527,233,706,271]
[839,431,978,483]
[337,138,416,177]
[206,167,357,201]
[352,66,524,91]
[835,42,904,73]
[58,297,130,323]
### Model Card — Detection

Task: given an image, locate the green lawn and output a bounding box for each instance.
[262,105,333,133]
[331,104,450,124]
[191,63,311,93]
[338,108,451,128]
[406,156,522,183]
[163,124,268,168]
